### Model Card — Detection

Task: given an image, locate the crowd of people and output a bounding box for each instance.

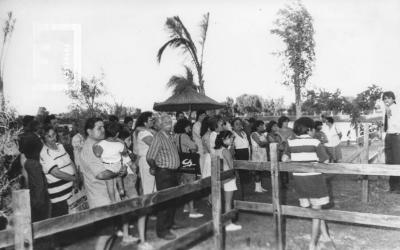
[14,110,345,250]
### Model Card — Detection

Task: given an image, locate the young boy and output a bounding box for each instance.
[282,117,334,250]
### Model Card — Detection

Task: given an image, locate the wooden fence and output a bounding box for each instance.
[0,160,236,250]
[0,123,393,250]
[228,130,400,250]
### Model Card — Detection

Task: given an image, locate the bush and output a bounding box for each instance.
[0,110,22,216]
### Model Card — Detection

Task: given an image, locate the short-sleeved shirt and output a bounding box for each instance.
[286,135,329,176]
[233,131,250,150]
[192,121,203,153]
[137,130,153,156]
[97,140,125,164]
[80,137,111,208]
[322,124,341,147]
[209,131,218,155]
[146,131,180,169]
[40,143,74,203]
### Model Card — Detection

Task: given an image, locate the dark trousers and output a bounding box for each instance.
[24,159,51,222]
[154,168,179,236]
[51,200,69,247]
[51,200,69,218]
[234,149,249,200]
[385,134,400,191]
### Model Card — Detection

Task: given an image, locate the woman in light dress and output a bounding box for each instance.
[133,111,156,250]
[250,120,268,192]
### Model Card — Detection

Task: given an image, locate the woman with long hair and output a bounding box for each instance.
[132,111,156,250]
[174,118,203,218]
[214,130,242,231]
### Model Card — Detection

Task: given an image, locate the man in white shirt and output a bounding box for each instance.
[382,91,400,193]
[322,117,342,163]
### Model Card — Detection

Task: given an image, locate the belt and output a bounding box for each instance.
[102,161,121,164]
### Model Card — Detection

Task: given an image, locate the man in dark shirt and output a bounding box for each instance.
[19,117,50,222]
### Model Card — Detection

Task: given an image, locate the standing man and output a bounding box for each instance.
[80,117,125,208]
[19,116,50,222]
[146,115,181,240]
[382,91,400,193]
[322,117,342,163]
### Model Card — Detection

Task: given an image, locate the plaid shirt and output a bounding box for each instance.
[146,131,180,169]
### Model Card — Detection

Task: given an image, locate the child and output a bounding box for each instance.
[314,121,328,144]
[282,117,334,250]
[214,130,242,232]
[250,120,268,192]
[93,121,130,202]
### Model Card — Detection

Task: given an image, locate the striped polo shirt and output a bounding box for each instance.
[40,143,75,203]
[287,135,329,176]
[146,131,180,169]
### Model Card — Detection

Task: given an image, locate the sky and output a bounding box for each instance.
[1,0,400,115]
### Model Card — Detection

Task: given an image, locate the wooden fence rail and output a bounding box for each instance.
[0,165,235,249]
[230,137,397,250]
[234,201,400,229]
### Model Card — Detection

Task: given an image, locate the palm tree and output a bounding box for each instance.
[157,13,209,94]
[0,12,16,112]
[166,66,198,95]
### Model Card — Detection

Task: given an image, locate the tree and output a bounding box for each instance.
[157,13,209,94]
[166,66,198,95]
[107,102,141,118]
[63,69,108,116]
[271,1,315,118]
[36,107,50,124]
[301,88,348,115]
[235,94,264,115]
[354,84,383,114]
[0,12,16,112]
[263,97,285,116]
[219,97,235,119]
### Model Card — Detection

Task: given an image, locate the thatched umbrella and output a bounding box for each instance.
[153,88,224,112]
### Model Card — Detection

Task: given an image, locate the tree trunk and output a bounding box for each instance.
[199,79,205,95]
[0,76,4,112]
[295,84,302,119]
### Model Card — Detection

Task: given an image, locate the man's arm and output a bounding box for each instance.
[146,134,160,174]
[96,170,119,180]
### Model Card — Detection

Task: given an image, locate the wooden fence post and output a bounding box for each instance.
[13,189,33,250]
[211,156,223,250]
[270,143,283,250]
[362,123,370,203]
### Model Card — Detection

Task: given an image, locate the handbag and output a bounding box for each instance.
[177,134,200,174]
[68,188,89,213]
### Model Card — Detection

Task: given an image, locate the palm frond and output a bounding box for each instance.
[199,12,209,47]
[165,17,182,38]
[184,66,194,84]
[157,37,192,63]
[166,67,198,95]
[174,16,197,54]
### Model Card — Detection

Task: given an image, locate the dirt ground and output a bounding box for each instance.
[64,141,400,250]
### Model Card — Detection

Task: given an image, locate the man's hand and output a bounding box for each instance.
[281,154,290,162]
[118,165,128,177]
[149,167,156,176]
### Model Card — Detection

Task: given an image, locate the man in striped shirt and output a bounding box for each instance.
[146,114,180,240]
